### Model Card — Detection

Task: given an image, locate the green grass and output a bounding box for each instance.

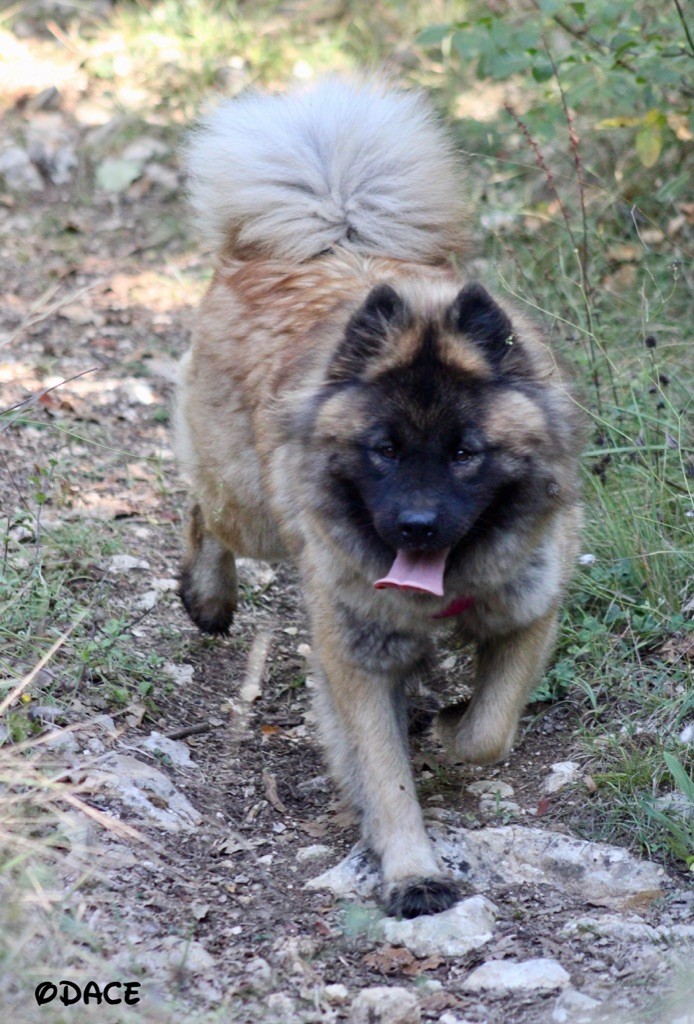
[0,506,169,734]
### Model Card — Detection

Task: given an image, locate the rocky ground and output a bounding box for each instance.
[1,21,692,1024]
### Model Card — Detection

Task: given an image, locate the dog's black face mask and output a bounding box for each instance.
[307,282,560,591]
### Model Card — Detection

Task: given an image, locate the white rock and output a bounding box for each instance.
[551,986,601,1023]
[679,723,693,745]
[92,714,117,735]
[237,558,277,590]
[152,577,179,592]
[162,662,195,686]
[107,554,150,572]
[653,792,694,821]
[122,137,170,162]
[121,379,155,405]
[136,936,215,975]
[83,753,202,830]
[543,761,582,795]
[244,957,273,993]
[266,993,296,1018]
[467,780,514,798]
[462,957,570,993]
[324,983,349,1004]
[349,986,420,1024]
[42,728,79,754]
[309,825,665,905]
[296,843,333,863]
[135,590,159,610]
[478,797,521,818]
[381,895,496,957]
[0,146,44,190]
[441,825,665,903]
[306,842,378,897]
[139,731,194,767]
[578,553,596,565]
[561,914,694,946]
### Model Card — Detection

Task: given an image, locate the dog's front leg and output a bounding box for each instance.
[308,597,459,918]
[438,608,559,765]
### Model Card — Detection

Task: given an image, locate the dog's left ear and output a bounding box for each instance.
[328,284,409,383]
[448,284,514,366]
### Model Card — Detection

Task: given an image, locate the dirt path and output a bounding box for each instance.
[1,55,692,1024]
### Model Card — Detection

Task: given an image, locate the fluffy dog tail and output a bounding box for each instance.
[186,77,468,264]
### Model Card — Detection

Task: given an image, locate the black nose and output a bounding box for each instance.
[396,511,439,545]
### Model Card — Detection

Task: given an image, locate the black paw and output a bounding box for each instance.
[178,571,235,636]
[386,878,460,919]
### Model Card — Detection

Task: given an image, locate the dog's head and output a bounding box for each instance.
[300,281,584,593]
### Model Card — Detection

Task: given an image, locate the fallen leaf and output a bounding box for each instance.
[606,243,641,263]
[363,946,417,975]
[298,820,328,838]
[262,770,288,815]
[658,634,694,663]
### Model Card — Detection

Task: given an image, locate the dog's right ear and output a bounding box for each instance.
[327,284,409,383]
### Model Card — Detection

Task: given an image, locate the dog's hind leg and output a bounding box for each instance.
[179,503,238,635]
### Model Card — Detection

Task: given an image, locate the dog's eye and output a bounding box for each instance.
[453,447,473,464]
[375,443,397,460]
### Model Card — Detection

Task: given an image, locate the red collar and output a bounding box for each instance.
[432,595,475,619]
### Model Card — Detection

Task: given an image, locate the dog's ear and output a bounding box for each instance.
[448,284,515,366]
[328,284,409,383]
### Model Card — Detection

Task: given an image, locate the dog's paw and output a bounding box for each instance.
[436,700,514,765]
[385,877,460,919]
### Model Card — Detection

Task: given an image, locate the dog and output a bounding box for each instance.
[174,77,585,918]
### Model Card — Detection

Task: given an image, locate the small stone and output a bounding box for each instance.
[244,957,273,994]
[163,663,195,686]
[0,146,43,191]
[137,936,215,975]
[551,986,601,1023]
[296,844,333,863]
[381,895,496,957]
[349,985,420,1024]
[543,761,582,795]
[679,723,693,745]
[107,554,150,572]
[467,780,514,798]
[191,902,210,921]
[42,728,79,754]
[92,714,117,735]
[140,731,194,767]
[324,983,349,1004]
[653,792,694,821]
[83,753,202,831]
[152,577,179,592]
[237,558,276,590]
[478,797,521,819]
[463,958,570,993]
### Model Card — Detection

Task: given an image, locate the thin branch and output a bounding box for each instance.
[673,0,694,56]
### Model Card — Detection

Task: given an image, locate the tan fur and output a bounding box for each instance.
[176,250,584,912]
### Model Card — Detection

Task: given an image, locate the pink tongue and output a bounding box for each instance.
[374,548,449,597]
